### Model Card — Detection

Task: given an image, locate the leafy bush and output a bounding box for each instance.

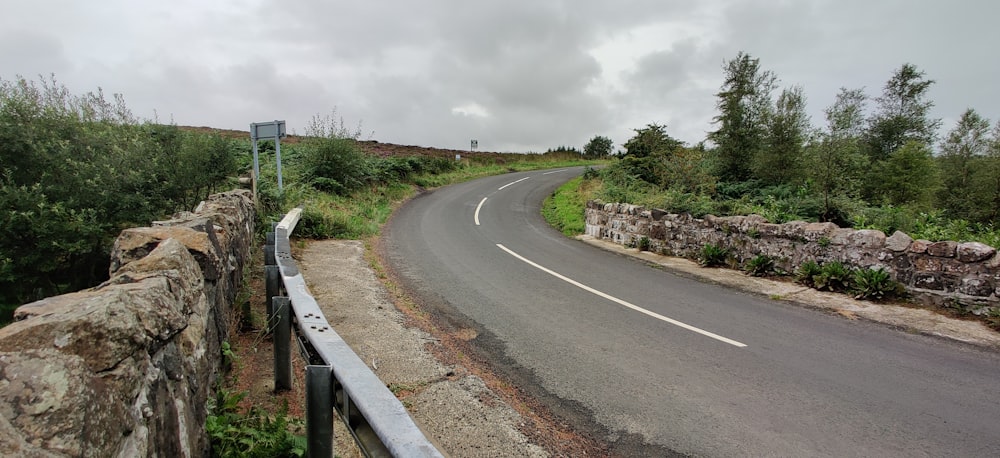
[795,260,822,287]
[299,137,372,195]
[294,206,347,239]
[0,76,239,315]
[814,261,854,292]
[206,387,306,458]
[851,205,917,236]
[660,190,720,218]
[745,255,774,276]
[637,236,651,252]
[852,267,902,301]
[698,243,729,267]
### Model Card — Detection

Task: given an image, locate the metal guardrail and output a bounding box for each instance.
[265,208,443,458]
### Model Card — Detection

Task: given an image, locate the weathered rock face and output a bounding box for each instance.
[585,200,999,313]
[0,190,254,457]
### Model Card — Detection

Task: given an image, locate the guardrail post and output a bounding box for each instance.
[265,265,281,333]
[273,296,292,391]
[306,365,334,458]
[264,230,277,266]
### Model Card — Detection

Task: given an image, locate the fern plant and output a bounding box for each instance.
[745,255,774,277]
[795,260,822,287]
[853,267,901,301]
[207,386,306,458]
[698,243,729,267]
[814,261,853,292]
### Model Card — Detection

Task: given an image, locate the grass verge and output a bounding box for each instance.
[541,176,601,236]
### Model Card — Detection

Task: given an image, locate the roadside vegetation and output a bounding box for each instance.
[253,112,607,239]
[551,53,1000,250]
[0,76,608,324]
[541,173,602,236]
[537,52,1000,333]
[2,74,611,454]
[0,76,241,322]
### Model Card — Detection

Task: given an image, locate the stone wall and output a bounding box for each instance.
[585,200,1000,313]
[0,190,255,457]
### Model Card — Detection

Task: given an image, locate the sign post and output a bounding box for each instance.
[250,120,288,191]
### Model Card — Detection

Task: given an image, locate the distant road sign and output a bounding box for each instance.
[251,120,288,191]
[252,121,286,140]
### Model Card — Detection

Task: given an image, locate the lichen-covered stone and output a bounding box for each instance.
[885,231,913,252]
[927,241,958,258]
[910,239,931,254]
[914,273,944,290]
[848,229,886,249]
[0,190,254,457]
[960,277,994,297]
[956,242,996,263]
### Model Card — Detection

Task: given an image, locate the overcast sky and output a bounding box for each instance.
[3,0,998,152]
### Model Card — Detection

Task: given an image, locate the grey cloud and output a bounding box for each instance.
[3,0,999,152]
[0,30,72,78]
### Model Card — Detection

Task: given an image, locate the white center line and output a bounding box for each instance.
[474,197,487,226]
[496,244,747,348]
[542,169,566,175]
[498,176,531,190]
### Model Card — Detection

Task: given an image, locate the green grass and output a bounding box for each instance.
[542,176,590,236]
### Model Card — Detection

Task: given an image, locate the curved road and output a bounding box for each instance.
[382,167,1000,456]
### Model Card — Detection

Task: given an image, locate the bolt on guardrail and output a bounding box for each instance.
[269,208,443,457]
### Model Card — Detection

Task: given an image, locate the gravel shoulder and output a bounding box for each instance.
[294,236,1000,456]
[298,239,548,457]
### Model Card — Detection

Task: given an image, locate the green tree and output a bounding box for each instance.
[968,121,1000,222]
[865,63,941,161]
[708,52,776,182]
[756,86,810,185]
[872,140,940,209]
[622,123,683,158]
[937,108,991,219]
[808,88,870,223]
[583,135,614,158]
[617,124,685,185]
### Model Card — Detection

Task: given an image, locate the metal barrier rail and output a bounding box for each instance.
[266,208,443,458]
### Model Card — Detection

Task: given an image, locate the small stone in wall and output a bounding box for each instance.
[912,256,943,272]
[910,240,931,254]
[927,241,958,258]
[829,228,855,246]
[848,229,886,249]
[885,231,913,252]
[956,242,996,263]
[959,277,994,297]
[802,222,838,241]
[914,273,944,290]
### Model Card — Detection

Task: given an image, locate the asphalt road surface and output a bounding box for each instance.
[382,167,1000,457]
